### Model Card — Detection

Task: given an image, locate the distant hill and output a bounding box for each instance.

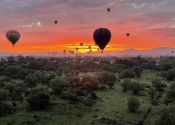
[98,47,175,57]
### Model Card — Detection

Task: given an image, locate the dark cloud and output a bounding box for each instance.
[68,0,115,8]
[0,0,175,38]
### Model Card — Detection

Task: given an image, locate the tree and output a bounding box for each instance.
[0,89,9,101]
[25,73,39,88]
[166,68,175,81]
[152,79,166,91]
[50,76,68,95]
[5,65,21,79]
[156,105,175,125]
[127,97,140,113]
[70,72,100,91]
[132,66,143,77]
[166,88,175,103]
[26,85,52,110]
[7,56,16,64]
[121,79,131,92]
[98,71,116,89]
[129,81,144,95]
[119,69,135,79]
[0,102,15,116]
[160,62,172,71]
[148,87,156,100]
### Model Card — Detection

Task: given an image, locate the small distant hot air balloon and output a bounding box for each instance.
[80,42,83,46]
[171,50,174,54]
[6,30,20,47]
[107,8,111,12]
[75,48,79,51]
[126,33,130,37]
[88,46,91,50]
[93,28,111,53]
[54,20,58,24]
[63,50,66,55]
[69,50,74,55]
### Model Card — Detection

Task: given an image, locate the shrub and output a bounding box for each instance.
[127,97,140,113]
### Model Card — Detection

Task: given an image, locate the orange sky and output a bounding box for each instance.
[0,0,175,53]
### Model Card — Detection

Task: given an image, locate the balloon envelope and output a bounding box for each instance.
[107,8,111,12]
[54,20,58,24]
[126,33,130,37]
[6,30,20,47]
[88,46,91,50]
[80,42,83,46]
[93,28,111,52]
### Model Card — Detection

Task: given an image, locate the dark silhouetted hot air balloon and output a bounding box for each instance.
[93,28,111,52]
[80,42,83,46]
[6,30,20,47]
[54,20,58,24]
[88,46,91,50]
[171,50,174,54]
[126,33,130,37]
[107,8,111,12]
[75,48,79,51]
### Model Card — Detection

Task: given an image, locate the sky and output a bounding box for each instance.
[0,0,175,53]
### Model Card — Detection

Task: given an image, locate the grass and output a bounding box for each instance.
[0,71,171,125]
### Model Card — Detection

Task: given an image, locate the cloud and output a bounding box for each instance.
[68,0,116,8]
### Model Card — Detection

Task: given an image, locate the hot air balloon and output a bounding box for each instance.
[88,46,91,50]
[126,33,130,37]
[75,48,79,51]
[93,28,111,53]
[80,42,83,46]
[107,8,111,12]
[6,30,20,47]
[63,50,66,55]
[54,20,58,24]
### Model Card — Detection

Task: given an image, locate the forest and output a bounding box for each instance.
[0,56,175,125]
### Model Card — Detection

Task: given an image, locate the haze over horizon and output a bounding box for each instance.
[0,0,175,53]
